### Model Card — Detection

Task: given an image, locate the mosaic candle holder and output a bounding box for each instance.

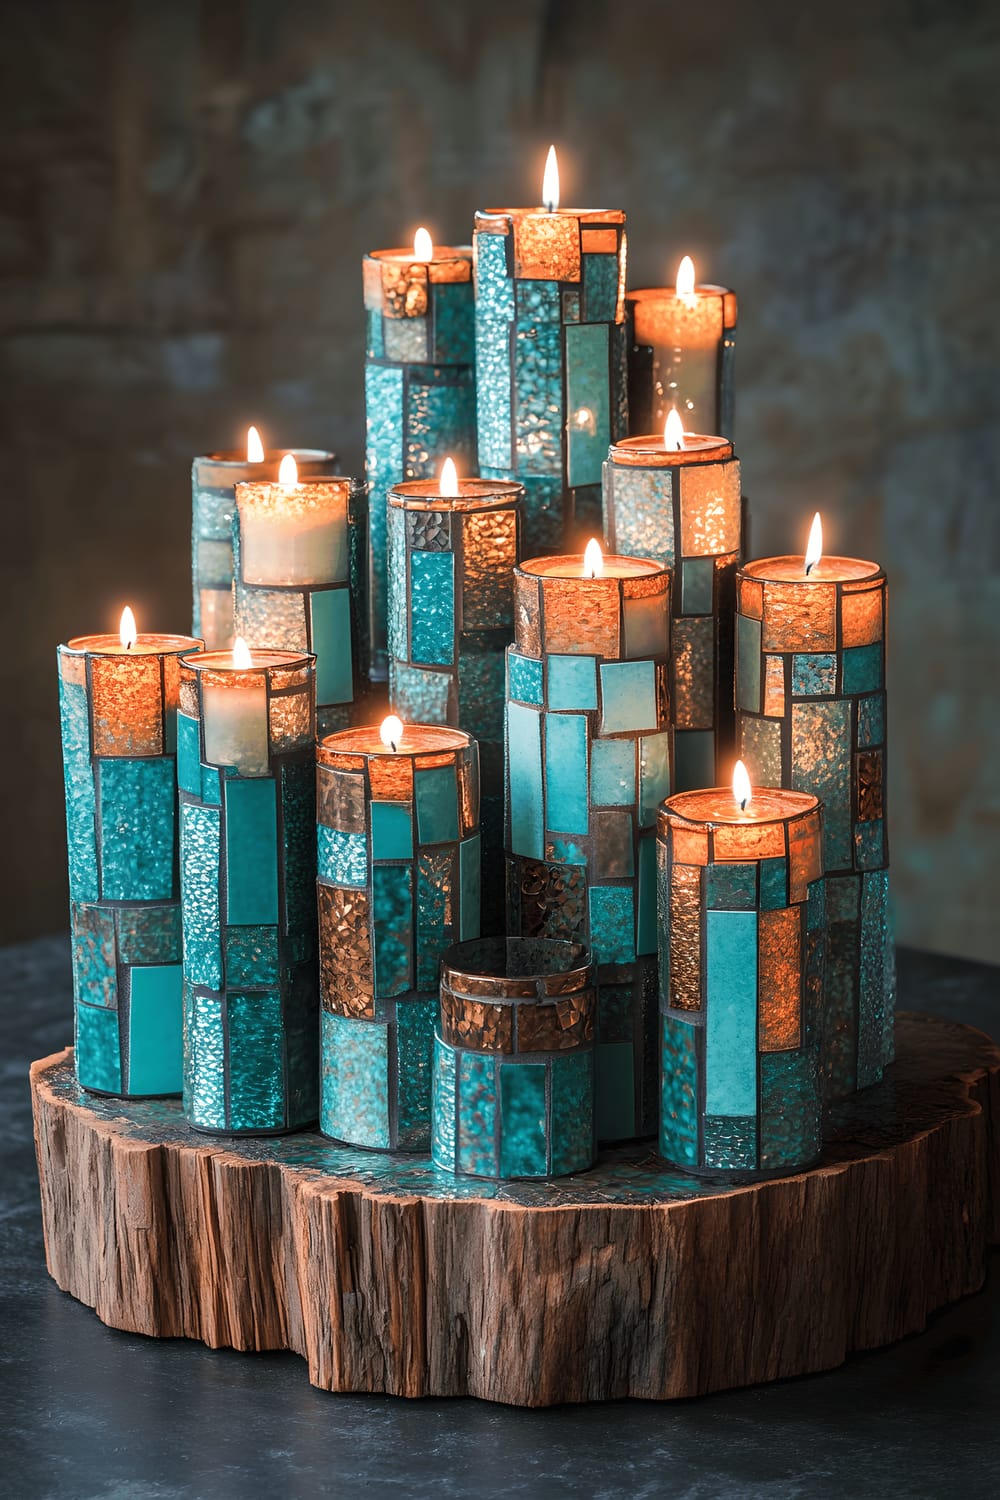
[317,723,481,1151]
[473,203,627,554]
[233,472,367,737]
[604,429,743,791]
[505,553,672,1142]
[364,244,477,675]
[192,448,337,650]
[626,283,737,440]
[58,627,202,1097]
[657,786,826,1179]
[431,937,596,1180]
[177,647,318,1135]
[735,550,892,1099]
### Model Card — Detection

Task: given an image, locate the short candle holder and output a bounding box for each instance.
[626,276,737,439]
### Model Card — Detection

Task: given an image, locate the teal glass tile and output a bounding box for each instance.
[311,588,354,706]
[581,252,619,322]
[759,1050,821,1170]
[546,654,598,711]
[705,909,758,1116]
[735,614,762,713]
[589,885,635,965]
[201,763,221,805]
[457,647,506,748]
[706,863,757,910]
[591,738,636,806]
[395,994,438,1149]
[404,370,478,485]
[75,1000,122,1094]
[807,875,827,932]
[858,869,889,1087]
[457,1050,498,1176]
[507,702,543,858]
[224,776,278,926]
[371,801,413,861]
[734,717,779,790]
[566,322,611,489]
[474,232,514,472]
[547,837,586,865]
[603,463,675,568]
[410,550,455,667]
[792,653,837,696]
[636,834,657,957]
[317,825,367,887]
[499,1061,548,1178]
[320,1010,390,1148]
[391,660,451,723]
[549,1050,594,1175]
[660,1013,699,1167]
[595,1040,635,1143]
[681,558,715,616]
[180,802,222,989]
[431,1032,457,1170]
[71,903,117,1007]
[386,502,408,663]
[703,1115,757,1172]
[227,990,286,1131]
[791,700,852,871]
[843,643,883,695]
[759,858,788,910]
[544,713,589,834]
[366,307,384,358]
[857,693,885,748]
[126,964,183,1095]
[416,848,451,989]
[183,986,226,1129]
[508,650,543,706]
[600,660,657,734]
[177,710,202,795]
[488,470,562,555]
[281,759,316,937]
[365,361,404,653]
[117,904,182,966]
[373,865,413,997]
[638,732,671,825]
[415,764,459,844]
[431,279,474,364]
[855,819,885,870]
[98,757,176,902]
[459,834,481,941]
[514,311,561,476]
[225,925,280,987]
[827,873,860,923]
[58,670,98,902]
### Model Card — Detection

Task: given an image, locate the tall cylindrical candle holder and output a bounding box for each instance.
[58,624,202,1097]
[192,447,337,650]
[387,473,523,934]
[473,201,627,554]
[626,280,737,439]
[431,938,596,1180]
[233,471,367,737]
[317,722,481,1151]
[364,242,477,677]
[657,783,826,1180]
[604,428,743,791]
[177,646,318,1135]
[504,550,672,1142]
[734,544,892,1099]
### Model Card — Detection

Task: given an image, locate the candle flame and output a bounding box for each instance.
[805,512,823,575]
[440,456,459,497]
[278,453,298,487]
[676,255,696,297]
[664,408,686,451]
[246,425,264,463]
[413,226,433,261]
[232,636,253,670]
[119,606,137,651]
[583,538,604,579]
[732,759,752,812]
[380,714,404,752]
[542,144,560,213]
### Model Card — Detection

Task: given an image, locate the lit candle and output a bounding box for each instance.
[364,228,476,676]
[57,609,202,1098]
[316,718,481,1151]
[177,642,317,1134]
[474,145,628,556]
[234,456,365,734]
[657,765,826,1178]
[505,543,672,1141]
[191,432,337,650]
[604,413,743,789]
[626,255,737,438]
[735,515,892,1099]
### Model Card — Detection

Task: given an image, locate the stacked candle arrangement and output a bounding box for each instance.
[55,144,892,1187]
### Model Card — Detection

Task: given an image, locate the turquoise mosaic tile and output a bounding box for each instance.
[228,990,286,1130]
[638,732,671,825]
[549,1050,594,1175]
[318,825,367,887]
[499,1061,548,1178]
[581,253,618,323]
[431,1032,457,1170]
[371,801,413,861]
[75,1000,122,1094]
[98,756,176,902]
[705,909,758,1117]
[456,1050,498,1176]
[183,987,226,1129]
[706,862,757,910]
[759,858,788,910]
[201,763,221,805]
[507,703,543,858]
[857,693,885,748]
[58,671,98,902]
[807,875,827,932]
[759,1051,821,1170]
[791,700,852,871]
[703,1114,757,1172]
[395,995,438,1149]
[117,904,182,966]
[858,869,889,1088]
[225,776,279,926]
[660,1013,699,1168]
[127,964,183,1095]
[514,311,562,476]
[456,647,506,748]
[386,503,408,662]
[321,1010,390,1148]
[508,650,543,706]
[547,836,586,865]
[180,802,222,989]
[459,834,481,940]
[415,764,459,844]
[637,835,657,957]
[735,614,762,713]
[681,558,715,616]
[603,462,675,567]
[177,711,202,796]
[311,588,353,705]
[544,713,589,835]
[842,643,883,695]
[547,654,598,711]
[591,737,636,806]
[225,925,280,987]
[733,716,779,789]
[600,660,658,734]
[595,1040,635,1143]
[365,361,404,650]
[431,280,474,364]
[416,849,451,989]
[792,653,837,697]
[855,819,885,870]
[566,322,611,489]
[589,885,635,965]
[391,660,451,723]
[280,759,316,937]
[474,233,514,472]
[372,865,413,997]
[410,549,455,667]
[366,308,384,357]
[71,903,117,1007]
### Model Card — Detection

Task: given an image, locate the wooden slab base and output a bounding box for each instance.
[31,1012,1000,1407]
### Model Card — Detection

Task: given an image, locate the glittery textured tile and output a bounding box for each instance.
[390,661,451,724]
[672,616,715,731]
[549,1050,595,1175]
[762,581,837,654]
[589,885,635,965]
[417,849,454,989]
[384,316,428,363]
[474,233,514,472]
[431,280,474,364]
[763,655,785,717]
[791,700,852,871]
[758,907,802,1050]
[318,882,374,1018]
[855,819,885,869]
[508,650,543,706]
[677,462,742,557]
[841,586,883,648]
[737,716,782,792]
[394,994,437,1149]
[404,368,477,479]
[116,904,183,966]
[702,1115,757,1172]
[513,214,580,281]
[705,863,757,910]
[386,503,409,663]
[97,757,177,902]
[498,1061,548,1178]
[669,862,702,1011]
[582,252,619,321]
[566,322,611,489]
[545,578,620,659]
[659,1013,699,1168]
[603,463,674,565]
[858,869,889,1088]
[317,826,368,887]
[792,653,837,697]
[58,672,98,902]
[317,766,366,833]
[857,693,886,749]
[179,802,222,989]
[223,990,286,1131]
[90,655,163,757]
[372,865,413,997]
[409,550,456,667]
[281,759,317,937]
[234,584,310,654]
[457,1050,499,1176]
[457,646,506,748]
[320,1010,390,1148]
[856,748,884,822]
[71,903,117,1008]
[518,991,595,1053]
[75,1000,122,1094]
[507,856,587,944]
[225,925,280,987]
[514,309,562,476]
[461,510,518,630]
[365,362,404,653]
[787,815,823,904]
[431,1031,457,1169]
[183,987,226,1129]
[759,1051,821,1170]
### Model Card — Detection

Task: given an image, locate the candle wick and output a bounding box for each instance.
[805,561,814,577]
[740,797,747,811]
[390,740,397,753]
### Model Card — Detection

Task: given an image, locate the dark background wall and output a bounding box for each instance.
[1,0,998,959]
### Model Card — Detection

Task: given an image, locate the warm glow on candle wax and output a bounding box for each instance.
[119,606,137,651]
[676,255,696,299]
[380,714,404,752]
[440,457,459,497]
[542,144,560,212]
[413,226,433,261]
[732,759,752,812]
[278,453,298,488]
[805,512,823,576]
[246,425,264,463]
[663,409,686,451]
[232,636,253,669]
[583,538,604,579]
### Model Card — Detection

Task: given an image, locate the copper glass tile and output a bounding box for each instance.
[739,577,763,620]
[840,586,883,648]
[738,713,783,789]
[678,462,742,557]
[763,655,786,717]
[581,226,618,252]
[787,814,823,903]
[367,756,415,801]
[268,687,313,753]
[761,581,837,653]
[669,862,702,1011]
[440,988,513,1052]
[758,907,802,1050]
[856,748,884,822]
[90,656,163,757]
[670,824,710,865]
[515,573,542,656]
[541,578,620,658]
[381,260,429,317]
[513,214,581,281]
[516,990,595,1051]
[671,615,714,731]
[316,766,367,833]
[712,820,787,862]
[318,883,374,1018]
[461,510,518,629]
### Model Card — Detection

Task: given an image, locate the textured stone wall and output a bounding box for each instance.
[2,0,998,960]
